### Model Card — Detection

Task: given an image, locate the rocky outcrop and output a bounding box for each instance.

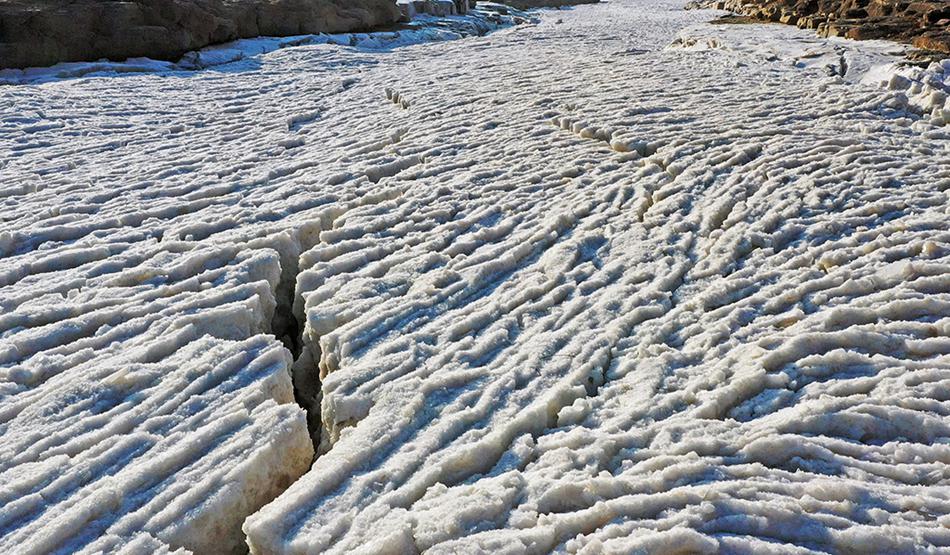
[696,0,950,53]
[0,0,402,70]
[397,0,592,19]
[501,0,598,9]
[398,0,475,21]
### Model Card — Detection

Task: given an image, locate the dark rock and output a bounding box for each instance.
[0,0,402,70]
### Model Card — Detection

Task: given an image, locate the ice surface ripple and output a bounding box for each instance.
[2,0,950,553]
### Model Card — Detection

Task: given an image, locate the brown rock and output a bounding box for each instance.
[779,12,799,23]
[924,5,950,23]
[0,0,402,70]
[697,0,950,53]
[914,32,950,53]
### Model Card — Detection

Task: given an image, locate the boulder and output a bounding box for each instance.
[915,32,950,53]
[423,0,457,16]
[398,1,418,20]
[0,0,402,70]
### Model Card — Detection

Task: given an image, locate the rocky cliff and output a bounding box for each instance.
[0,0,402,69]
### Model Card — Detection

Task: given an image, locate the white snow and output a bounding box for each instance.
[0,242,314,554]
[861,59,950,128]
[2,0,950,553]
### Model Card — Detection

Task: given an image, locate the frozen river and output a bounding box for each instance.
[2,0,950,552]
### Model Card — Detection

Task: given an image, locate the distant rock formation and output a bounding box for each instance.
[0,0,402,70]
[503,0,598,9]
[396,0,595,20]
[695,0,950,53]
[398,0,475,21]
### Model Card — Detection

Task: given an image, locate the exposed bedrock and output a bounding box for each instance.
[695,0,950,53]
[0,0,402,69]
[398,0,474,21]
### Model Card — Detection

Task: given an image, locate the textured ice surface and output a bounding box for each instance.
[2,0,950,552]
[0,243,314,554]
[861,59,950,128]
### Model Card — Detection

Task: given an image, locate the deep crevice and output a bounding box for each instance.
[270,241,323,454]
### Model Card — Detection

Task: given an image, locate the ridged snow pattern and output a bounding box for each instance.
[2,0,950,553]
[0,241,314,554]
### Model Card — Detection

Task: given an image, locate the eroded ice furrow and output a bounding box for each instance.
[248,6,950,554]
[3,0,950,552]
[0,243,314,554]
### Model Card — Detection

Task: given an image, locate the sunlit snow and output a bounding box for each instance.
[2,0,949,553]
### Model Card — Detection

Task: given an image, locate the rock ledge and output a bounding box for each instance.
[0,0,402,70]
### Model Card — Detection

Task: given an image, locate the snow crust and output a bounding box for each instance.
[2,0,950,552]
[861,59,950,128]
[0,242,314,553]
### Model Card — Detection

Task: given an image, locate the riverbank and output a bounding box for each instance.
[693,0,950,53]
[0,0,402,70]
[0,0,597,71]
[0,2,535,84]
